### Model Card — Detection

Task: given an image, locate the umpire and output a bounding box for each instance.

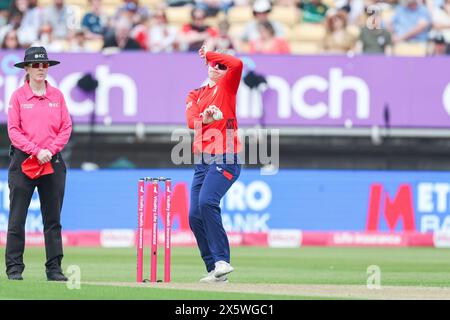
[5,47,72,281]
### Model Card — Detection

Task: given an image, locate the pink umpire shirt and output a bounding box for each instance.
[8,80,72,156]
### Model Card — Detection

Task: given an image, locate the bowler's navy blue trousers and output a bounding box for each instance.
[189,154,241,272]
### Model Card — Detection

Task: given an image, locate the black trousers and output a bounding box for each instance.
[5,148,67,275]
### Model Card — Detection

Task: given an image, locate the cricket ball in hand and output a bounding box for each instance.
[213,110,223,121]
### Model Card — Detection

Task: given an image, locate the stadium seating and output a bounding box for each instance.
[85,38,104,51]
[102,6,116,17]
[290,41,321,55]
[393,42,428,57]
[269,6,300,27]
[72,0,89,6]
[321,0,336,8]
[40,0,88,6]
[53,39,70,50]
[204,16,219,28]
[347,25,360,39]
[227,6,254,24]
[140,0,166,10]
[229,23,246,40]
[166,6,192,26]
[101,7,117,17]
[381,7,394,25]
[280,24,292,41]
[101,0,121,10]
[290,23,325,55]
[4,1,440,57]
[291,23,326,42]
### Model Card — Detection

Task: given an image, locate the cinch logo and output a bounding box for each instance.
[0,63,138,119]
[237,68,370,120]
[366,184,416,231]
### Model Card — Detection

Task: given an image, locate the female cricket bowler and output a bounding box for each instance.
[185,45,243,283]
[6,47,72,281]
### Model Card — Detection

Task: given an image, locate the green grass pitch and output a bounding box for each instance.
[1,246,449,300]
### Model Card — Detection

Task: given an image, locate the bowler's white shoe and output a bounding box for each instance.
[213,261,234,278]
[199,271,228,283]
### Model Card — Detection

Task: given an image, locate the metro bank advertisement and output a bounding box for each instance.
[1,169,449,235]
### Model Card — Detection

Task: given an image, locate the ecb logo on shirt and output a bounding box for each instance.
[49,102,60,108]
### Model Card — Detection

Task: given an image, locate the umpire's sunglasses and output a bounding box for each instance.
[28,62,49,69]
[209,61,227,71]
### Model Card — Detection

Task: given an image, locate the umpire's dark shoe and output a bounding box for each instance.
[46,271,68,282]
[7,272,23,280]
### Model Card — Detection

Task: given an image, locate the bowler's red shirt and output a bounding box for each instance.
[185,51,243,154]
[8,80,72,156]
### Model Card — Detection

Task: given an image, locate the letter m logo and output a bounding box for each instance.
[366,184,416,231]
[144,182,190,232]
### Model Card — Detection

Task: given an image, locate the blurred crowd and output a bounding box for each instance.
[0,0,449,55]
